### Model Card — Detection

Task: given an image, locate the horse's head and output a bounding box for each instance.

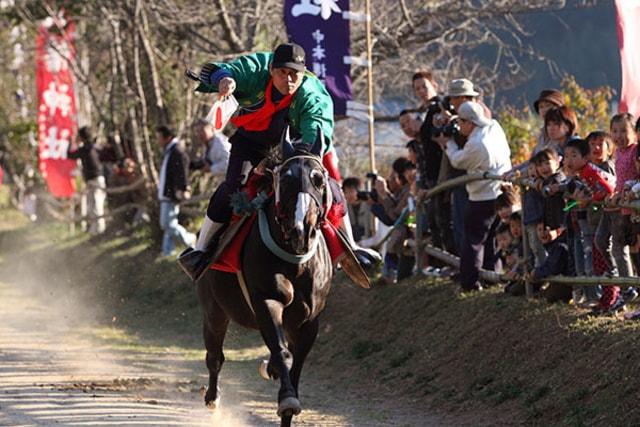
[274,129,328,254]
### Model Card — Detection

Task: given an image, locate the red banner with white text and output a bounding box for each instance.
[35,20,77,198]
[615,0,640,117]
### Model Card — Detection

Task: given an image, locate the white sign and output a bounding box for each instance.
[291,0,341,20]
[42,82,72,117]
[41,126,71,160]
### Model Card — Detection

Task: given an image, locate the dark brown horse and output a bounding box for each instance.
[196,137,333,426]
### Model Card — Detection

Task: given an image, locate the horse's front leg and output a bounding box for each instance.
[197,273,230,409]
[253,294,300,417]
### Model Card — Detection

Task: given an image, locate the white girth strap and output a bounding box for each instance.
[236,270,255,315]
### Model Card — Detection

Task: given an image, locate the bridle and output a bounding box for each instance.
[257,153,331,264]
[272,153,331,228]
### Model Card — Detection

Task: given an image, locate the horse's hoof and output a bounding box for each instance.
[259,360,271,380]
[277,396,301,417]
[206,395,221,411]
[203,386,221,411]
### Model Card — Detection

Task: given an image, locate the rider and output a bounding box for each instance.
[178,43,378,284]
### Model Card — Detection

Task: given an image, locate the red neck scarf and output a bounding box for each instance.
[230,79,294,132]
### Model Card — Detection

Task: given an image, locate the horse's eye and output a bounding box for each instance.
[310,170,325,188]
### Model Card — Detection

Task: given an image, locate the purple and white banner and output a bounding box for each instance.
[284,0,353,116]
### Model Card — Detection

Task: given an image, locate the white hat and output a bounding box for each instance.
[447,78,479,97]
[458,101,491,127]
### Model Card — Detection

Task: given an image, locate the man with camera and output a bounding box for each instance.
[435,101,512,292]
[409,72,457,256]
[437,79,496,256]
[342,177,374,242]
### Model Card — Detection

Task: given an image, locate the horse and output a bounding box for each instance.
[196,136,335,427]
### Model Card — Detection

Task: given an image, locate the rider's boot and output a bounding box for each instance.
[177,217,225,282]
[339,210,382,270]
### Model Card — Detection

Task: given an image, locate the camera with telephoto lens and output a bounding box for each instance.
[412,96,459,190]
[542,178,591,198]
[432,118,461,138]
[357,190,377,202]
[356,172,379,202]
[518,177,538,188]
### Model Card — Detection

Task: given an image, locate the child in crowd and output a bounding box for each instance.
[522,162,547,267]
[509,211,523,242]
[528,223,573,303]
[599,113,638,281]
[494,188,520,224]
[495,222,514,265]
[533,148,566,231]
[588,131,615,174]
[496,223,520,295]
[564,138,615,306]
[586,131,620,310]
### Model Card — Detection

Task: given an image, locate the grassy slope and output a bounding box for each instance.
[312,276,640,426]
[1,192,638,426]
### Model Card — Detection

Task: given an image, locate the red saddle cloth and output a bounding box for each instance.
[210,214,257,273]
[209,170,347,274]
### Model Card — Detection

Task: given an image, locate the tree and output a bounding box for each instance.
[0,0,602,227]
[500,75,613,165]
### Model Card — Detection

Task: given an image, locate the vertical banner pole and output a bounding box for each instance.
[364,0,375,173]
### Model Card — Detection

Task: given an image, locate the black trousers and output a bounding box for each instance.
[460,199,499,290]
[206,134,272,223]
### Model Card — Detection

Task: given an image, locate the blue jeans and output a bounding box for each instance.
[575,217,600,300]
[159,201,194,256]
[525,223,546,268]
[452,186,469,256]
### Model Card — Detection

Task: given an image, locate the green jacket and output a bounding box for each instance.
[196,52,334,152]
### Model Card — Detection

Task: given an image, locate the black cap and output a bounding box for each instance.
[272,43,306,72]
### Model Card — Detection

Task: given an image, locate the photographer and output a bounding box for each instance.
[433,79,489,256]
[371,158,415,282]
[436,101,512,292]
[410,72,457,255]
[342,177,373,242]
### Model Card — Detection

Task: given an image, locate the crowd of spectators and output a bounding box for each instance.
[344,69,640,316]
[26,66,640,316]
[55,121,230,257]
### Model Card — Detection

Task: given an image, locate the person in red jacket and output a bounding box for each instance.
[564,137,615,306]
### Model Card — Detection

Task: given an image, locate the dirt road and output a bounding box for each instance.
[0,276,451,427]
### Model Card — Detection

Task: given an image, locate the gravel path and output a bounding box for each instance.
[0,279,451,427]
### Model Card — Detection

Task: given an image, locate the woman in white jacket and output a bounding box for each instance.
[439,101,512,291]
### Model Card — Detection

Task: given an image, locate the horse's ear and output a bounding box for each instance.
[310,127,324,156]
[281,126,295,160]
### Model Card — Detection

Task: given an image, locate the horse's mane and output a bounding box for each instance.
[257,143,325,193]
[262,145,282,169]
